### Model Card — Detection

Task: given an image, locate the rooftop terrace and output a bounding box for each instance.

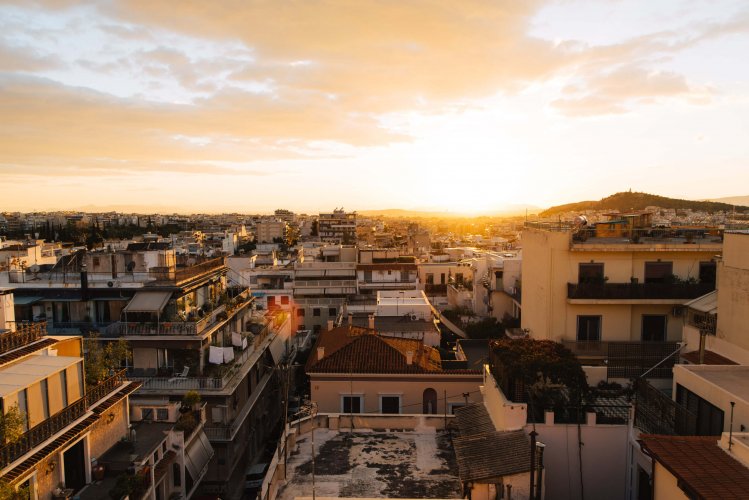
[276,428,461,500]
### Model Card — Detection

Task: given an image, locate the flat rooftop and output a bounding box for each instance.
[678,365,749,403]
[277,429,461,500]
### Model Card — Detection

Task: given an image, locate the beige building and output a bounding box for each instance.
[306,325,483,414]
[521,224,720,383]
[0,291,139,500]
[255,220,287,244]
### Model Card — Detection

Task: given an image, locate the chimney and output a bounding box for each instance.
[317,346,325,360]
[368,314,375,330]
[347,313,353,326]
[406,351,413,365]
[327,319,334,332]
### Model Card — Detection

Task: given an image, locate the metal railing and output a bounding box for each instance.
[562,341,679,378]
[423,283,447,294]
[0,369,126,469]
[0,321,46,354]
[634,379,696,435]
[149,258,226,284]
[568,282,715,300]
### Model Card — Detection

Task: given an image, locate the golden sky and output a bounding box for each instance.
[1,0,748,213]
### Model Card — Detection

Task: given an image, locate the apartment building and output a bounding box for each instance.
[292,246,357,332]
[521,221,720,383]
[0,290,140,500]
[2,246,294,498]
[255,220,287,244]
[356,249,418,296]
[318,209,356,244]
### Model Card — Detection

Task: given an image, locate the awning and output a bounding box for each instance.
[185,430,214,481]
[12,296,42,305]
[269,335,287,364]
[123,291,172,313]
[684,290,718,314]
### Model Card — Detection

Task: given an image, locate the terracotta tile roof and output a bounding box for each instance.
[454,403,496,437]
[454,430,533,482]
[681,350,738,366]
[306,326,479,375]
[639,435,749,499]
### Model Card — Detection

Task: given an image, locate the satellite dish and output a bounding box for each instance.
[107,281,114,288]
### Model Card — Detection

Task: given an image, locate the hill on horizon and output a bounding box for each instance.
[540,191,749,216]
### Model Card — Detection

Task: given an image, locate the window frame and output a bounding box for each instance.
[576,315,602,342]
[379,395,401,414]
[340,395,364,414]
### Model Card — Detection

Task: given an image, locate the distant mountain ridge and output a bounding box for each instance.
[540,191,749,216]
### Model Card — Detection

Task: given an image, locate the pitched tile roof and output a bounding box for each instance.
[454,403,497,437]
[639,435,749,499]
[453,430,532,482]
[306,326,478,375]
[681,350,738,366]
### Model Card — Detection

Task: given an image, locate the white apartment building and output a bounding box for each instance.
[318,209,356,244]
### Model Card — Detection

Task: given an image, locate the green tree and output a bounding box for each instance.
[0,480,30,500]
[0,404,26,445]
[85,333,131,386]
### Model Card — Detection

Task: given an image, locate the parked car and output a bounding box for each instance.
[244,462,269,497]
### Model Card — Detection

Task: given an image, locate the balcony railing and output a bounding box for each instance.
[634,379,696,435]
[149,258,226,284]
[567,282,715,300]
[0,321,46,354]
[562,341,679,378]
[105,290,253,337]
[0,369,126,469]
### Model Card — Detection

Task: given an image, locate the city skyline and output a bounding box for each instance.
[1,1,748,214]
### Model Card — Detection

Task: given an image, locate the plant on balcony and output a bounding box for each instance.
[84,332,131,386]
[0,404,26,445]
[182,390,201,411]
[490,338,587,419]
[109,471,148,500]
[0,480,29,500]
[175,412,198,435]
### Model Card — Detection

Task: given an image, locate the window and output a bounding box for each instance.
[297,308,305,317]
[281,296,290,305]
[342,396,362,413]
[644,261,673,284]
[313,308,321,317]
[328,308,337,317]
[642,315,667,341]
[578,263,604,284]
[142,408,154,421]
[448,403,466,414]
[455,272,464,284]
[676,384,724,436]
[157,408,169,421]
[699,261,716,285]
[425,273,434,285]
[380,396,401,414]
[576,316,601,341]
[267,296,276,308]
[440,273,446,284]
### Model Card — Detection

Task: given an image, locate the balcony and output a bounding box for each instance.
[423,283,447,295]
[562,340,679,378]
[567,282,715,301]
[0,321,46,354]
[149,257,226,285]
[0,370,127,469]
[104,289,253,337]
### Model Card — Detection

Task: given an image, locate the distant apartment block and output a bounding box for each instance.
[318,209,356,244]
[255,220,287,244]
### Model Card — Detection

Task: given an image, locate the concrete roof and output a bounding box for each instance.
[678,365,749,404]
[0,354,81,397]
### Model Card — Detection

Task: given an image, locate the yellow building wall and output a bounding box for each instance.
[47,372,65,416]
[66,363,83,402]
[26,381,45,427]
[653,462,689,500]
[53,337,83,358]
[310,376,483,414]
[89,398,129,462]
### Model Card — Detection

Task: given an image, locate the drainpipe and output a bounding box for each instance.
[529,430,538,499]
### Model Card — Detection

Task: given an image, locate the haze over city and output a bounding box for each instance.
[1,0,748,214]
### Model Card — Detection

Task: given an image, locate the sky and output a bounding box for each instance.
[1,0,748,214]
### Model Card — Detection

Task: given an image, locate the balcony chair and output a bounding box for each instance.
[168,366,190,383]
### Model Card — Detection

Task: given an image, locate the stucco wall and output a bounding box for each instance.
[310,375,483,414]
[89,397,130,462]
[653,461,689,500]
[673,365,749,433]
[717,233,749,352]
